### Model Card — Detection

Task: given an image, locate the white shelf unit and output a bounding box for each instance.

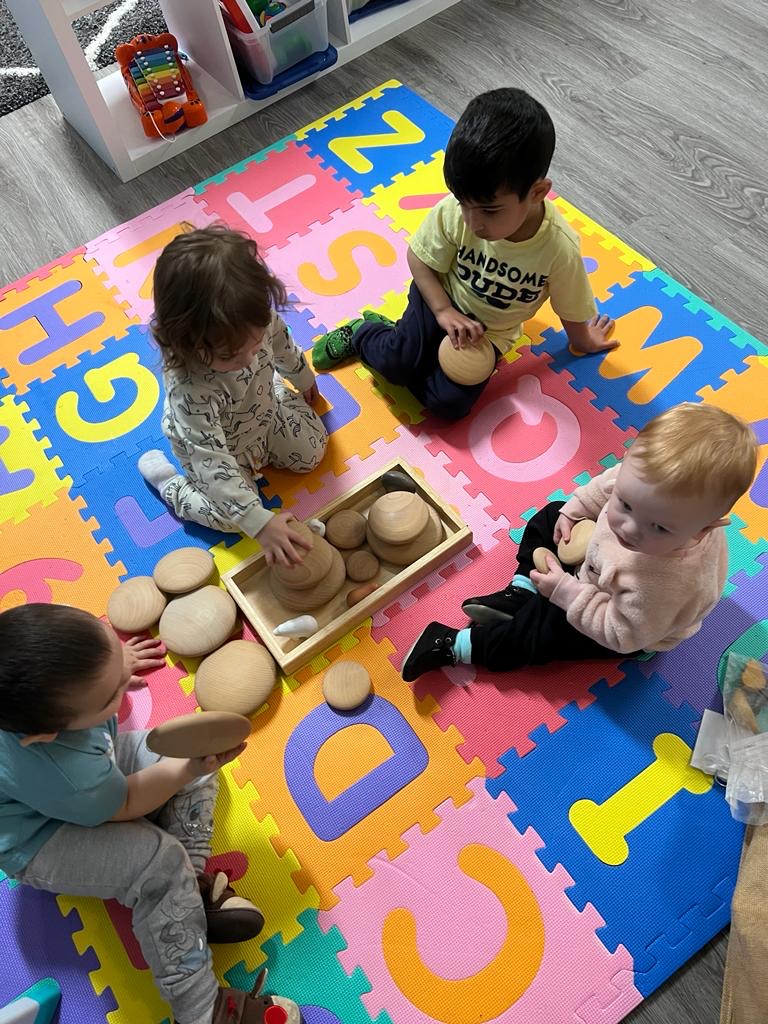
[7,0,459,181]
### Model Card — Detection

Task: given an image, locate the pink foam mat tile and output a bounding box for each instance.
[263,202,411,330]
[319,778,642,1023]
[371,543,626,776]
[194,142,362,252]
[413,348,636,530]
[85,191,218,324]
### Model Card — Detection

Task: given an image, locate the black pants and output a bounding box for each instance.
[353,282,494,421]
[469,501,627,672]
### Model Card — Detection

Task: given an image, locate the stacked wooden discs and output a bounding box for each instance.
[365,491,443,566]
[269,522,346,611]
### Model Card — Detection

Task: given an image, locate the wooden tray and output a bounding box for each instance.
[222,458,472,673]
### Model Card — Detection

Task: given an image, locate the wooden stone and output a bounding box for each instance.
[741,659,766,691]
[322,660,372,711]
[195,640,277,715]
[729,688,759,734]
[533,547,560,573]
[325,509,367,549]
[271,522,333,590]
[346,581,379,607]
[158,585,238,657]
[437,335,496,386]
[557,519,596,566]
[367,491,429,546]
[146,711,251,758]
[381,469,417,493]
[366,505,443,566]
[107,576,167,633]
[269,546,346,611]
[345,549,379,582]
[153,547,215,594]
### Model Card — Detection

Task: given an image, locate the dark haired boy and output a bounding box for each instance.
[0,603,303,1024]
[312,88,616,420]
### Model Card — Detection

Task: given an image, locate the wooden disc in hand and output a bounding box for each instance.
[557,519,596,566]
[146,711,251,758]
[438,336,496,386]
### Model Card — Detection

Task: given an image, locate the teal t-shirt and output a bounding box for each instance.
[0,717,128,875]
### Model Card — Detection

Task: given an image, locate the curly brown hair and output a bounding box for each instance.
[151,223,288,370]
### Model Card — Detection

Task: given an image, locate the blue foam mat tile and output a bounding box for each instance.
[487,666,744,995]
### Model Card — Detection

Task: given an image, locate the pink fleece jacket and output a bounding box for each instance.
[549,465,728,654]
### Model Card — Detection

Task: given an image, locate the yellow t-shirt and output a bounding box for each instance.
[409,196,597,354]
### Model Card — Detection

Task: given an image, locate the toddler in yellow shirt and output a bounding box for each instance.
[312,87,616,420]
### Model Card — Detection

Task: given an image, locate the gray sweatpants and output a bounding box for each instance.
[15,731,219,1024]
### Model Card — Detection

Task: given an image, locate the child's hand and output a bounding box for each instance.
[187,743,247,778]
[436,308,485,349]
[303,382,320,405]
[123,636,167,689]
[259,512,313,567]
[568,314,618,354]
[553,513,575,545]
[530,553,565,599]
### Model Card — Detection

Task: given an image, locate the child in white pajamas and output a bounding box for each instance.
[139,224,327,566]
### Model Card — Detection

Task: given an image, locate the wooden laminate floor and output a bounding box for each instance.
[2,1,766,1020]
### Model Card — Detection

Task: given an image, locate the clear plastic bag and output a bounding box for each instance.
[722,652,768,824]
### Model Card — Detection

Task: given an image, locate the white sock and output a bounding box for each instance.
[138,450,178,494]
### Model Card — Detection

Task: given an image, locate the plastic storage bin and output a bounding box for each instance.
[347,0,413,17]
[224,0,330,85]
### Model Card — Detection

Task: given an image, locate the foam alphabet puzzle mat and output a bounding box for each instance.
[1,79,767,1023]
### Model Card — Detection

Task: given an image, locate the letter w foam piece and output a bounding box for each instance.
[0,979,61,1024]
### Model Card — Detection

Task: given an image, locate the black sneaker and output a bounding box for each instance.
[402,622,458,681]
[461,584,534,624]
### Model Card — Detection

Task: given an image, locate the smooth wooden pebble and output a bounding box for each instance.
[557,519,596,566]
[367,505,443,566]
[346,581,379,607]
[438,335,496,386]
[381,469,417,493]
[158,585,237,657]
[325,509,367,549]
[741,659,766,691]
[269,546,346,611]
[367,491,429,546]
[533,547,560,573]
[153,547,214,595]
[195,640,277,716]
[729,688,759,734]
[271,522,333,590]
[107,576,167,632]
[345,549,380,582]
[146,711,251,758]
[322,660,372,711]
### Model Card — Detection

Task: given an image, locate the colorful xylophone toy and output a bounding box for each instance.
[115,32,208,140]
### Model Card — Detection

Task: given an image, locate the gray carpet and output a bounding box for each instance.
[0,0,167,116]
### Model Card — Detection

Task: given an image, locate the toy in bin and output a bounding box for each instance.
[220,0,330,86]
[722,652,768,825]
[115,33,207,139]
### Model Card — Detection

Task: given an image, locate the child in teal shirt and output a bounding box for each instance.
[0,603,301,1024]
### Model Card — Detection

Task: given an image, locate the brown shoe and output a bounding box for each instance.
[197,871,265,944]
[212,969,301,1023]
